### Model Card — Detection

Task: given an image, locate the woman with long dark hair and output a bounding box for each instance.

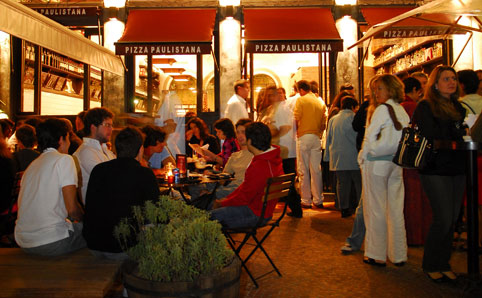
[185,117,220,157]
[204,118,240,167]
[412,65,466,283]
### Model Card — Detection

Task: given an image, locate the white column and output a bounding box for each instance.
[219,18,241,117]
[335,16,358,98]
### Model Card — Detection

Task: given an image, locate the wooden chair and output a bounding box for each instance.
[222,173,295,287]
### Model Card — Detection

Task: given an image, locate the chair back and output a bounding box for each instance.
[256,173,295,227]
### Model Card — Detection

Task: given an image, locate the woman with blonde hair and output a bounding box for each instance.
[412,65,466,283]
[358,74,410,266]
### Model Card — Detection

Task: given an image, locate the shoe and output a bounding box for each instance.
[287,211,302,218]
[363,258,386,267]
[394,261,406,267]
[341,209,352,218]
[301,203,312,209]
[313,203,325,209]
[440,271,458,281]
[341,243,356,254]
[425,272,451,283]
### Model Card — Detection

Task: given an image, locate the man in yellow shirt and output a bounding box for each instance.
[293,80,326,208]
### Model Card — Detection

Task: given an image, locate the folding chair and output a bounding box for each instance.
[222,173,295,287]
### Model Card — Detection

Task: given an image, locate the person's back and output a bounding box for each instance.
[15,118,84,257]
[294,90,326,138]
[83,127,160,256]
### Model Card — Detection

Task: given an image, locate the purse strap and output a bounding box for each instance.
[460,101,476,114]
[381,103,403,131]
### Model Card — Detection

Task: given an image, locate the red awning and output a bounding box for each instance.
[361,7,414,27]
[360,7,464,39]
[243,8,343,53]
[115,9,216,55]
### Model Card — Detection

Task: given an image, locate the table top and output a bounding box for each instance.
[157,173,234,188]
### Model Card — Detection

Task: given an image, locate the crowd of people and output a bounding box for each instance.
[0,66,482,285]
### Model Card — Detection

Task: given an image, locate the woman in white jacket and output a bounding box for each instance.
[358,74,410,266]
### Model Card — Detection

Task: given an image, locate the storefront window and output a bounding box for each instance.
[90,66,102,108]
[22,41,35,113]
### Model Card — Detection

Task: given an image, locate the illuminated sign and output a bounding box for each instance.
[246,41,343,53]
[115,43,211,55]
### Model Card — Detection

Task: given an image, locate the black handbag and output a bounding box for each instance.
[392,126,432,169]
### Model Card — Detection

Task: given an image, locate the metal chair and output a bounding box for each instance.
[222,173,295,287]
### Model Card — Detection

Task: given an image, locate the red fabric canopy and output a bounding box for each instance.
[115,9,216,55]
[362,7,457,29]
[244,8,341,41]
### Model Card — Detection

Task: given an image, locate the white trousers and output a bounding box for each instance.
[296,134,323,205]
[362,160,407,263]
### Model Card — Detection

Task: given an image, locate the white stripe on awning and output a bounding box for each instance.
[0,0,124,76]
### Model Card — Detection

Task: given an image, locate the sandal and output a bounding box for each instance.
[363,257,386,267]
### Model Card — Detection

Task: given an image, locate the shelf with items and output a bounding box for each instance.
[373,39,445,75]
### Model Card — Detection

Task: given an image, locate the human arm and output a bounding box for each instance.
[323,118,333,162]
[471,113,482,142]
[63,185,83,222]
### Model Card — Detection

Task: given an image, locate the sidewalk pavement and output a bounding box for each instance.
[237,200,482,298]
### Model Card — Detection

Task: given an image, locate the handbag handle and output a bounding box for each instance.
[381,103,403,131]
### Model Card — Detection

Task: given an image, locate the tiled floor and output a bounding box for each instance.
[236,201,482,298]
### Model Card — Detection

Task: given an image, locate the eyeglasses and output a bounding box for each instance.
[100,122,113,128]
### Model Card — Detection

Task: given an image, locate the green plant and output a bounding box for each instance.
[114,196,233,282]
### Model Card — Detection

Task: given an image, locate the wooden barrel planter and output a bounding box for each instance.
[122,257,241,298]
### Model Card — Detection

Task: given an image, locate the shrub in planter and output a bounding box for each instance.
[114,196,238,297]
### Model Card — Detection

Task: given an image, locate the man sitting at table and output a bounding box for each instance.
[82,127,160,260]
[140,124,175,171]
[211,122,284,228]
[15,118,85,256]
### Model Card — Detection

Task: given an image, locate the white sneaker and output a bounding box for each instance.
[341,243,354,254]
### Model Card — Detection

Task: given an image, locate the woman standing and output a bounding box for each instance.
[358,74,409,266]
[412,66,466,282]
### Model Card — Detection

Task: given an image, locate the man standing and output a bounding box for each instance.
[74,107,116,204]
[15,118,85,256]
[83,127,160,259]
[211,122,284,228]
[294,80,326,209]
[224,79,250,124]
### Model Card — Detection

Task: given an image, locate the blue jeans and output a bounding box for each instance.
[210,205,269,228]
[346,196,366,251]
[22,222,86,257]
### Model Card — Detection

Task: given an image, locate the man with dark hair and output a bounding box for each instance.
[83,127,160,260]
[324,96,361,218]
[74,107,116,204]
[401,77,423,118]
[15,118,85,256]
[294,80,326,209]
[411,72,428,93]
[12,124,39,172]
[224,79,250,124]
[458,69,482,116]
[140,125,174,169]
[211,122,283,228]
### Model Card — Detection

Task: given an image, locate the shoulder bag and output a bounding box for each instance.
[392,125,432,169]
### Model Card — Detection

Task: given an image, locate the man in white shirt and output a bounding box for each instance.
[224,79,250,124]
[74,107,116,204]
[15,118,85,256]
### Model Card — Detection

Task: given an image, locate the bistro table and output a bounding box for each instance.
[434,140,480,278]
[157,173,234,207]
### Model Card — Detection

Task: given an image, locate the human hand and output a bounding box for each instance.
[212,200,223,209]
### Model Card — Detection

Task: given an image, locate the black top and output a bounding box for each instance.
[352,100,370,151]
[186,134,220,157]
[12,149,40,173]
[83,158,161,253]
[0,156,15,212]
[412,99,466,176]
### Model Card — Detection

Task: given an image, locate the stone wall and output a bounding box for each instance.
[103,72,126,125]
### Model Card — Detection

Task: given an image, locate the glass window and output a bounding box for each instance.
[22,41,35,113]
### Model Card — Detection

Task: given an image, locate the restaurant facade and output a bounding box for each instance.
[0,0,481,124]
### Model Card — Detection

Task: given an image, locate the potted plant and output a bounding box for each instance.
[114,196,240,298]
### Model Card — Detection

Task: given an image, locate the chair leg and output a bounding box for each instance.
[225,233,259,288]
[251,234,282,276]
